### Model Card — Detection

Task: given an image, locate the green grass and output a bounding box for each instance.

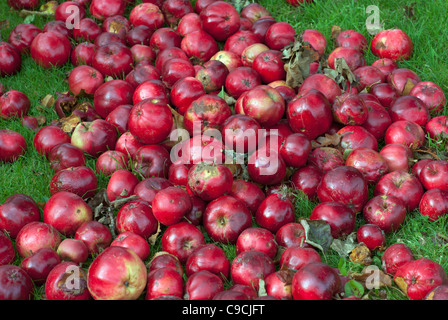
[1,0,448,300]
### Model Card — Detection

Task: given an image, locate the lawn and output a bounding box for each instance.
[1,0,448,301]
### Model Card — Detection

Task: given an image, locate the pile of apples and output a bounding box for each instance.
[1,0,448,301]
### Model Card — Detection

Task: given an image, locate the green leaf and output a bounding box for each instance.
[338,257,348,276]
[344,279,364,298]
[23,14,35,24]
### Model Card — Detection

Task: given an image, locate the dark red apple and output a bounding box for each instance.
[8,23,41,54]
[280,246,322,272]
[110,231,150,261]
[363,194,407,234]
[74,220,112,254]
[184,270,224,300]
[49,166,98,199]
[0,90,30,119]
[152,186,192,226]
[290,165,322,201]
[374,170,424,213]
[106,169,139,202]
[30,31,71,68]
[316,165,369,213]
[0,265,34,300]
[96,150,129,176]
[0,194,40,239]
[45,262,91,300]
[379,143,413,173]
[0,41,21,76]
[199,1,240,42]
[419,160,448,192]
[310,201,355,239]
[0,129,27,163]
[291,262,341,300]
[161,221,205,263]
[185,243,230,279]
[335,29,367,53]
[20,248,60,285]
[275,222,307,248]
[116,199,158,240]
[230,250,275,291]
[265,22,295,50]
[0,231,15,266]
[409,81,447,114]
[255,193,295,234]
[382,243,414,276]
[48,143,86,173]
[89,0,125,21]
[345,147,389,184]
[145,267,184,300]
[203,195,252,244]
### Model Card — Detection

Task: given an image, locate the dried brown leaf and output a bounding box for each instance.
[349,243,372,265]
[330,25,342,40]
[349,266,393,288]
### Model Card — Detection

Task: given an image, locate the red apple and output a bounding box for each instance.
[0,194,40,239]
[0,265,34,300]
[152,186,192,226]
[316,165,369,213]
[345,147,389,184]
[363,194,407,233]
[45,262,91,300]
[89,0,125,20]
[0,231,15,266]
[290,165,323,201]
[280,246,322,272]
[419,188,448,222]
[184,270,224,300]
[235,227,278,260]
[419,160,448,191]
[382,243,414,276]
[409,81,446,114]
[49,166,98,199]
[394,258,448,300]
[357,224,386,251]
[199,1,240,42]
[116,199,158,240]
[87,246,147,300]
[379,143,413,173]
[292,262,341,300]
[145,267,184,300]
[111,231,150,261]
[8,23,42,55]
[371,29,413,61]
[265,22,295,50]
[0,129,27,163]
[74,221,112,254]
[48,143,86,173]
[15,222,61,258]
[203,195,252,244]
[20,248,60,285]
[185,243,230,279]
[161,221,205,263]
[0,90,30,119]
[335,29,367,53]
[255,194,295,234]
[96,150,129,176]
[374,170,424,212]
[30,31,71,68]
[310,201,356,239]
[43,191,93,236]
[230,250,275,291]
[57,238,89,264]
[0,42,21,77]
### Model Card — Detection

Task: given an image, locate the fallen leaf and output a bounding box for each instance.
[311,133,342,149]
[331,232,358,257]
[300,218,333,253]
[401,78,416,96]
[330,25,342,40]
[349,243,372,265]
[349,266,393,288]
[41,94,55,108]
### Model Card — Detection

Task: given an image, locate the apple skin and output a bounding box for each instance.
[48,143,86,173]
[74,221,112,255]
[356,224,386,251]
[116,199,159,240]
[110,231,151,262]
[382,243,414,276]
[203,195,253,245]
[370,29,413,61]
[0,265,34,300]
[152,186,192,226]
[235,227,278,260]
[184,270,224,300]
[229,179,266,215]
[291,262,342,300]
[57,238,89,264]
[33,125,71,157]
[87,246,147,300]
[71,119,118,158]
[0,193,41,239]
[309,201,356,239]
[49,166,98,200]
[161,221,205,263]
[363,194,407,234]
[419,188,448,222]
[15,222,62,258]
[255,193,295,234]
[20,248,61,285]
[185,243,230,279]
[43,191,93,236]
[230,250,276,291]
[280,246,322,272]
[419,160,448,192]
[316,165,369,213]
[145,267,184,300]
[374,170,424,213]
[394,258,448,300]
[0,231,15,266]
